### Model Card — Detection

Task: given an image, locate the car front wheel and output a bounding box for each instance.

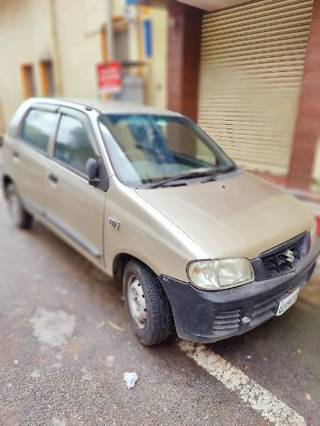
[123,260,174,346]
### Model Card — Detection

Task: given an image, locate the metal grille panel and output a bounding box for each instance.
[199,0,313,175]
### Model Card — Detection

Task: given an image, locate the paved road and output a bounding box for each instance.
[0,175,320,425]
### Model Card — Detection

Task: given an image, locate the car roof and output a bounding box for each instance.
[26,97,183,117]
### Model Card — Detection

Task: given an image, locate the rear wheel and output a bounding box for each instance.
[6,183,33,229]
[123,260,174,346]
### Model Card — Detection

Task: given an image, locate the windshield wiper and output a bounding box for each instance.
[219,164,237,174]
[199,164,237,184]
[148,168,217,188]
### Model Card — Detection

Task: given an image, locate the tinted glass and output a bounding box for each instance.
[54,115,95,175]
[21,109,57,152]
[99,114,235,187]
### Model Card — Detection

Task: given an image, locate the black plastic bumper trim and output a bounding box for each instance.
[159,239,320,344]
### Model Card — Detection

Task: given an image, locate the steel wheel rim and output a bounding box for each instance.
[127,275,147,329]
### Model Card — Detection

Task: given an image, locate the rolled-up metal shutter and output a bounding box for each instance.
[198,0,313,175]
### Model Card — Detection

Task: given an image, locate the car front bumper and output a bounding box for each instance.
[160,239,320,344]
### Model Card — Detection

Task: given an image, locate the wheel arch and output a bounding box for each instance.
[2,174,13,198]
[112,252,157,285]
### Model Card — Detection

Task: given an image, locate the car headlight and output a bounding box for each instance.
[187,258,254,291]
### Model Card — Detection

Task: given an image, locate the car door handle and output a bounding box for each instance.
[12,150,20,159]
[48,172,59,184]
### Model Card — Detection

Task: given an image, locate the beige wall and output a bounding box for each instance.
[143,5,168,108]
[0,0,168,133]
[0,0,52,127]
[53,0,102,99]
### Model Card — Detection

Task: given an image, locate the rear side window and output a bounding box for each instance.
[54,115,95,175]
[21,109,57,153]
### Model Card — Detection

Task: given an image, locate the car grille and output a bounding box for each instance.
[260,233,309,278]
[212,309,241,332]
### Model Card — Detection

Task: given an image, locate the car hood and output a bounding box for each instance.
[135,172,314,259]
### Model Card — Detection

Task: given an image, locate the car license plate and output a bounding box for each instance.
[276,288,300,316]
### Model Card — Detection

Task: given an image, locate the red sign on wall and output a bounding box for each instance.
[96,62,122,94]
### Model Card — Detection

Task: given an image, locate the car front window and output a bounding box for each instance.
[98,114,235,187]
[54,115,96,176]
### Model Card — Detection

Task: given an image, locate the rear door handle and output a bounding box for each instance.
[12,151,20,159]
[48,172,59,184]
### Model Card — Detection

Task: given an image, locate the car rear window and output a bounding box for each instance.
[21,109,57,153]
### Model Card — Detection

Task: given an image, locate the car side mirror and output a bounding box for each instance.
[87,158,100,185]
[86,158,109,192]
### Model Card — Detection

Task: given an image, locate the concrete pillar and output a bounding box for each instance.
[287,0,320,190]
[167,1,202,121]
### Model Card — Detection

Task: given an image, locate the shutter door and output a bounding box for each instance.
[198,0,313,175]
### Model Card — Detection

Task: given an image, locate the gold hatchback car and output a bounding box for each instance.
[2,98,320,345]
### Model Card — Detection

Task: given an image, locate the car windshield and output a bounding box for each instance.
[98,114,236,187]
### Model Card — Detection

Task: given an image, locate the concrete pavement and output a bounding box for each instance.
[0,173,320,425]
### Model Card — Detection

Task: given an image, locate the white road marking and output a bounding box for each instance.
[179,341,306,426]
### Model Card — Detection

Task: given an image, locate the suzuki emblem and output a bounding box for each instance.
[284,249,295,264]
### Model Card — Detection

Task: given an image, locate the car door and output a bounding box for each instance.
[46,107,105,267]
[11,105,58,216]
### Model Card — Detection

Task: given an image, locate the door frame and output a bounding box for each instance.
[45,105,107,265]
[14,104,60,215]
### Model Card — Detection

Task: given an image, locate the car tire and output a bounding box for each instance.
[123,260,174,346]
[6,183,33,229]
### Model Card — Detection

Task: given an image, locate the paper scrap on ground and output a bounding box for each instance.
[124,371,138,389]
